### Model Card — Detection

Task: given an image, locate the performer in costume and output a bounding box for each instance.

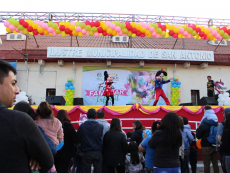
[103,71,115,106]
[207,76,215,97]
[153,69,172,106]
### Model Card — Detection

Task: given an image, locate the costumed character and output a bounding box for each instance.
[103,71,115,106]
[153,69,172,106]
[214,79,227,94]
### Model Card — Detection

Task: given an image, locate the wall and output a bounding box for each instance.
[16,61,229,105]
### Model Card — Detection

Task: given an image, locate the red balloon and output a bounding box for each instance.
[132,28,137,33]
[85,21,90,25]
[136,31,141,36]
[196,27,201,33]
[108,34,112,36]
[126,25,132,31]
[23,22,29,28]
[40,33,44,35]
[90,22,94,27]
[169,30,174,36]
[65,28,71,34]
[95,21,100,27]
[125,21,130,25]
[27,26,33,32]
[59,25,65,31]
[19,19,24,25]
[191,24,196,30]
[173,33,178,38]
[33,29,38,35]
[141,33,145,37]
[227,29,230,35]
[102,31,107,36]
[157,23,161,28]
[222,27,227,32]
[199,31,205,37]
[97,27,103,33]
[161,25,166,31]
[69,32,73,36]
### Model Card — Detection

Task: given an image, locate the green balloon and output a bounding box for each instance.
[18,25,24,31]
[8,18,15,24]
[92,26,97,32]
[156,28,162,34]
[75,22,80,27]
[120,23,126,29]
[89,30,94,36]
[223,33,228,39]
[52,23,58,29]
[187,27,193,33]
[80,23,86,29]
[85,25,91,31]
[153,23,158,29]
[219,30,224,36]
[161,31,166,37]
[115,21,120,26]
[191,30,197,36]
[13,21,19,27]
[48,21,53,27]
[122,28,128,34]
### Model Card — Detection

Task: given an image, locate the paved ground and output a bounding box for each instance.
[190,161,222,173]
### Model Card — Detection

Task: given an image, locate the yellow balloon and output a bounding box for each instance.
[165,23,169,29]
[204,28,210,35]
[100,21,105,27]
[49,33,52,35]
[141,27,146,33]
[169,25,175,30]
[69,25,75,31]
[145,30,151,35]
[37,27,44,33]
[78,32,83,37]
[65,22,70,28]
[174,28,179,33]
[200,26,205,31]
[165,32,170,38]
[207,33,212,39]
[136,24,141,30]
[60,21,65,25]
[23,28,29,35]
[61,31,66,37]
[107,28,112,34]
[102,24,108,31]
[112,30,117,36]
[72,30,78,36]
[146,34,151,37]
[29,32,33,35]
[99,33,103,36]
[28,20,34,26]
[32,23,38,29]
[131,22,136,28]
[132,33,136,37]
[178,33,183,38]
[13,30,18,33]
[44,30,49,35]
[6,27,12,33]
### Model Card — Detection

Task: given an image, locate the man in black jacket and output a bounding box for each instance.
[0,60,54,173]
[77,108,103,173]
[196,121,219,173]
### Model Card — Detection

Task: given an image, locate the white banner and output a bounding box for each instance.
[47,47,214,62]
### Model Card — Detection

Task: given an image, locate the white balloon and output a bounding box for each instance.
[224,92,229,98]
[224,101,229,105]
[227,97,230,102]
[219,102,223,106]
[221,97,226,103]
[20,91,26,96]
[219,94,223,98]
[217,98,220,103]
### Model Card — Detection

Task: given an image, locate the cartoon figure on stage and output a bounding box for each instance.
[153,69,172,106]
[103,71,115,106]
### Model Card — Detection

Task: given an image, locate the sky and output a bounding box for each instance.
[0,0,230,35]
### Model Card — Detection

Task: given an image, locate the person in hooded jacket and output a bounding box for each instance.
[131,120,145,146]
[181,117,194,173]
[76,108,103,173]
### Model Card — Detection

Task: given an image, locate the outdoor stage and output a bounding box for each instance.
[29,104,226,133]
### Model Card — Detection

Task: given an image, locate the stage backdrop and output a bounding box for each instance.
[82,66,169,106]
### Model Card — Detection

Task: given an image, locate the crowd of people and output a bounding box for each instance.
[1,59,230,173]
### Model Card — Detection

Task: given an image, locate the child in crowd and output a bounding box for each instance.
[127,131,132,143]
[125,141,145,173]
[189,132,198,173]
[36,102,64,173]
[200,105,218,125]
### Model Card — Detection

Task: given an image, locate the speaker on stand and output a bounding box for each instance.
[198,97,218,106]
[73,98,84,105]
[46,96,66,105]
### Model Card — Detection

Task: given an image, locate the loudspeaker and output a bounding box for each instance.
[179,102,193,106]
[46,96,66,105]
[73,98,84,105]
[198,97,218,106]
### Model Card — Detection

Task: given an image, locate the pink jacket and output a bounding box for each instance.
[36,117,63,146]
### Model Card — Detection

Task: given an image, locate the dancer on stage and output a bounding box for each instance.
[103,71,115,106]
[153,69,172,106]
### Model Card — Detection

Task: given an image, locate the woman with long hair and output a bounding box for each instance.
[103,118,128,173]
[54,110,78,173]
[36,101,64,173]
[148,112,182,173]
[131,120,145,146]
[220,112,230,172]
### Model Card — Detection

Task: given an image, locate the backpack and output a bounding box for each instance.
[207,126,218,144]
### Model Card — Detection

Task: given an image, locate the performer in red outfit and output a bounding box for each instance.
[153,69,172,106]
[103,71,115,106]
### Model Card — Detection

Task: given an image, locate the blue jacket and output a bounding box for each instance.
[77,119,103,152]
[155,78,170,89]
[182,125,194,150]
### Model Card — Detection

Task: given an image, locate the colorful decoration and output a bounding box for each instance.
[214,80,227,94]
[3,18,230,40]
[171,77,181,106]
[64,78,75,106]
[217,92,230,106]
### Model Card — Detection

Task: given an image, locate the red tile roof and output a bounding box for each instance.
[0,34,230,54]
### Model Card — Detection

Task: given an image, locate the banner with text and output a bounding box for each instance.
[82,67,169,106]
[48,47,214,61]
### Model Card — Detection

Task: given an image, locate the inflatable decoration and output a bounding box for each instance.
[64,78,75,106]
[14,91,29,104]
[171,77,181,106]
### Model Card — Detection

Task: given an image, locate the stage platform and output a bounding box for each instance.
[26,104,227,133]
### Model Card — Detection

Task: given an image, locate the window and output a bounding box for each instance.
[191,90,200,106]
[46,88,56,96]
